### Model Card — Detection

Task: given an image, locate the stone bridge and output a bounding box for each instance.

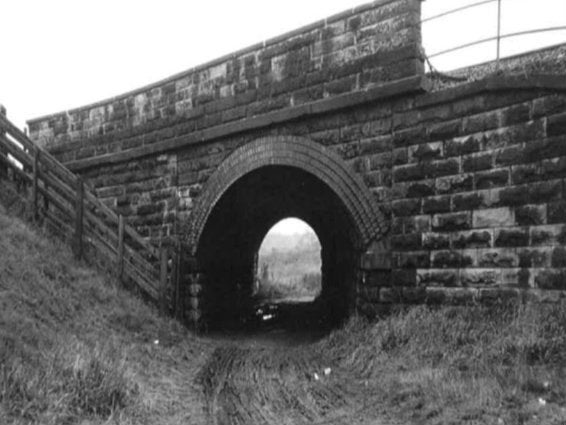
[28,0,566,326]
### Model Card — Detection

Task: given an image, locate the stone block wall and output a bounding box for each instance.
[366,84,566,310]
[33,77,566,312]
[24,0,566,315]
[28,0,422,156]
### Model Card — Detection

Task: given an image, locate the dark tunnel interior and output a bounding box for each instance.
[197,165,362,332]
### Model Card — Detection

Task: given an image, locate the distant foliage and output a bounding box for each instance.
[256,230,322,301]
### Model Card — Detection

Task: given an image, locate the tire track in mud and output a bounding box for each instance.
[198,342,393,425]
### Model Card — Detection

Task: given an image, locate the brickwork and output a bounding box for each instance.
[28,0,422,158]
[25,0,566,321]
[39,75,566,319]
[189,136,387,252]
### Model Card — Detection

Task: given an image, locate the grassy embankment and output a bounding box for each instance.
[0,203,214,425]
[320,303,566,424]
[2,199,566,424]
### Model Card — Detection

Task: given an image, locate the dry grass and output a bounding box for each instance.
[428,43,566,91]
[319,303,566,424]
[3,199,566,424]
[0,205,213,425]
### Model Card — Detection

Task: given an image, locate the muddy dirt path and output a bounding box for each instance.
[197,331,397,425]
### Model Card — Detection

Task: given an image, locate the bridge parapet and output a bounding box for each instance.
[28,0,422,159]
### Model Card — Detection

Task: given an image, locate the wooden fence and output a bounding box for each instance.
[0,107,182,317]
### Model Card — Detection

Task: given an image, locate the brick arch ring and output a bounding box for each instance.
[187,135,388,254]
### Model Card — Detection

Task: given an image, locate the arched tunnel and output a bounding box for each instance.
[188,136,387,332]
[197,165,360,330]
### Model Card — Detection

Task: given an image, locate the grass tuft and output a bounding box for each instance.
[0,201,210,424]
[319,303,566,424]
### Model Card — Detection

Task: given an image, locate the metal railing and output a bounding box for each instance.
[422,0,566,72]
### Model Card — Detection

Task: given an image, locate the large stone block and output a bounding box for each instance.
[530,224,566,246]
[475,168,509,189]
[396,251,430,268]
[403,215,431,233]
[391,198,421,217]
[427,119,461,141]
[462,110,499,134]
[551,247,566,268]
[405,181,435,198]
[541,156,566,179]
[534,269,566,290]
[511,163,540,185]
[422,158,460,178]
[495,228,530,247]
[425,287,479,305]
[547,112,566,137]
[514,204,546,226]
[445,135,481,157]
[460,269,499,286]
[495,145,525,166]
[462,152,493,172]
[477,248,519,268]
[422,232,450,250]
[500,268,531,288]
[500,103,531,127]
[422,195,451,214]
[432,250,472,268]
[436,174,474,194]
[391,269,418,286]
[472,207,514,228]
[393,163,425,182]
[391,233,422,251]
[417,269,459,287]
[517,247,552,268]
[452,230,492,249]
[452,191,488,211]
[547,201,566,224]
[432,212,471,231]
[408,141,443,162]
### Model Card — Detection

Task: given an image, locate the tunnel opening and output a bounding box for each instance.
[255,218,322,304]
[196,165,362,333]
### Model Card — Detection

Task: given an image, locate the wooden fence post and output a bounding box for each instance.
[43,178,49,213]
[173,241,182,319]
[117,214,125,279]
[160,245,169,315]
[74,178,84,260]
[31,149,39,221]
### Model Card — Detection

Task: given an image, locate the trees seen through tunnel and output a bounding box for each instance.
[255,218,322,303]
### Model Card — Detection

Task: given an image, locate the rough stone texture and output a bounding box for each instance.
[28,0,423,154]
[25,0,566,317]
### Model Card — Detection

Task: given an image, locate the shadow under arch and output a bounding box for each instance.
[188,136,388,330]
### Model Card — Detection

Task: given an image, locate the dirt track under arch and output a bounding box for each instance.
[196,327,399,425]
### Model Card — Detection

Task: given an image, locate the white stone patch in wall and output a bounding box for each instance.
[175,99,193,116]
[473,207,514,228]
[219,85,233,98]
[89,106,106,123]
[324,46,357,68]
[198,80,216,97]
[208,63,227,81]
[271,55,285,82]
[175,77,191,91]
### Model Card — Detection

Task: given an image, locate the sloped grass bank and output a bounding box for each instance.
[3,200,566,424]
[320,303,566,424]
[0,206,212,425]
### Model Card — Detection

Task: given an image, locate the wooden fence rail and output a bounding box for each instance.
[0,108,178,314]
